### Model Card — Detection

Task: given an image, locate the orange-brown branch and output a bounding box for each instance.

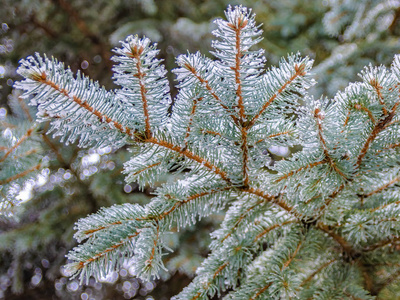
[191,261,230,300]
[0,126,35,163]
[275,159,327,183]
[363,236,400,252]
[249,240,302,300]
[146,137,230,182]
[354,103,376,124]
[148,222,160,265]
[370,78,388,115]
[33,72,137,138]
[248,64,306,128]
[249,283,272,300]
[132,162,162,176]
[0,163,42,185]
[254,220,296,242]
[232,22,250,186]
[42,132,67,165]
[130,48,152,138]
[317,222,354,256]
[315,109,347,179]
[157,187,232,222]
[220,200,264,243]
[184,97,202,148]
[299,259,336,287]
[241,126,249,186]
[316,184,346,215]
[84,187,231,238]
[243,187,294,214]
[18,96,33,122]
[357,102,399,167]
[183,63,239,125]
[371,199,400,213]
[255,130,292,145]
[366,175,400,198]
[76,231,140,270]
[13,149,38,160]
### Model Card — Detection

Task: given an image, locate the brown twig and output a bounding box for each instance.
[220,200,264,243]
[0,163,42,185]
[182,63,239,125]
[354,103,376,124]
[184,97,203,148]
[275,159,327,183]
[317,222,355,257]
[243,187,294,215]
[366,175,400,199]
[249,240,302,300]
[0,126,36,163]
[129,46,152,139]
[315,108,347,179]
[299,259,336,287]
[248,63,307,128]
[17,96,33,122]
[356,102,399,168]
[254,220,296,242]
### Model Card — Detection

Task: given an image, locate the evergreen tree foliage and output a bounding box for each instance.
[3,3,400,300]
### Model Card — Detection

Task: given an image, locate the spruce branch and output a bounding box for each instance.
[11,5,400,299]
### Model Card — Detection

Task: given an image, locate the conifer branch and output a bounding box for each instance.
[32,71,137,137]
[248,63,307,128]
[200,129,223,137]
[317,183,345,209]
[230,18,250,186]
[370,199,400,213]
[315,108,347,179]
[363,236,400,252]
[147,222,160,269]
[253,220,296,242]
[357,102,399,168]
[128,45,152,138]
[316,222,355,257]
[184,97,203,148]
[0,163,42,185]
[190,261,230,300]
[244,187,294,215]
[254,130,293,145]
[146,137,230,182]
[354,103,376,124]
[358,261,374,293]
[155,187,232,222]
[41,131,67,166]
[220,200,264,243]
[366,175,400,198]
[132,162,162,176]
[249,240,302,300]
[13,149,38,160]
[29,71,230,181]
[275,159,327,183]
[298,258,336,288]
[81,187,231,240]
[377,268,400,293]
[74,231,140,271]
[181,62,239,125]
[0,125,35,163]
[369,78,388,115]
[17,96,33,122]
